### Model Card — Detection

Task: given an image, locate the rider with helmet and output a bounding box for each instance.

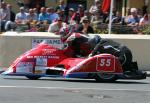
[61,31,145,76]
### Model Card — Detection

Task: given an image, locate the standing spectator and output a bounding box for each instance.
[72,4,85,24]
[55,0,68,16]
[0,2,11,31]
[76,16,94,34]
[7,4,15,22]
[16,0,32,12]
[5,4,16,31]
[56,0,66,11]
[15,7,28,25]
[67,8,76,25]
[48,17,67,35]
[0,2,10,21]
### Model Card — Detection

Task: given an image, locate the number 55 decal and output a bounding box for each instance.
[100,58,111,67]
[97,57,115,72]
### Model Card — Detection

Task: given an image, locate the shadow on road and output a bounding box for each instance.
[2,76,149,84]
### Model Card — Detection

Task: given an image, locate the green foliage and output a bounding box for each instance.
[93,22,136,34]
[141,25,150,35]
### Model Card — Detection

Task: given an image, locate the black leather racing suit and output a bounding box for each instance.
[90,39,135,72]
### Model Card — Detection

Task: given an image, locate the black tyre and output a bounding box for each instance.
[26,75,41,80]
[95,73,117,82]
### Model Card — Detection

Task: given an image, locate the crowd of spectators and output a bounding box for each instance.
[0,0,150,34]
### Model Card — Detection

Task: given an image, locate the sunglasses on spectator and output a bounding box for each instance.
[83,21,89,23]
[58,20,62,21]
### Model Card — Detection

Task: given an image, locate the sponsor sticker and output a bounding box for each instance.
[34,66,47,74]
[36,57,47,66]
[32,38,63,48]
[16,62,33,73]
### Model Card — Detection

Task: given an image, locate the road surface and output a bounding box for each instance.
[0,75,150,103]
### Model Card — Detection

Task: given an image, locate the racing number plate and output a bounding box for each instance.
[96,57,115,72]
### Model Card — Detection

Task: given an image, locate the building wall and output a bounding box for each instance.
[127,0,150,13]
[45,0,93,10]
[5,0,150,13]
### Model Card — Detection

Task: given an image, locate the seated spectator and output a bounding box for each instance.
[48,7,59,23]
[48,17,67,34]
[111,11,122,24]
[126,8,140,27]
[89,0,101,15]
[76,16,94,34]
[83,10,91,21]
[27,9,38,22]
[56,9,66,22]
[15,7,28,25]
[139,13,150,26]
[38,7,49,24]
[91,9,102,23]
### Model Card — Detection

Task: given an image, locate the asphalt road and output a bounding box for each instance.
[0,75,150,103]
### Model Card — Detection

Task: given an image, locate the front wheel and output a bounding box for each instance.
[26,75,41,80]
[95,73,117,82]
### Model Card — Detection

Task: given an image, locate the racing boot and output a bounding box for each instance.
[124,70,147,79]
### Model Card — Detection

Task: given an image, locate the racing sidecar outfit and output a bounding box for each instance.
[90,38,137,72]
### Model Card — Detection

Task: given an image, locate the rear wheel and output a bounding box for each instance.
[95,73,117,82]
[26,75,41,80]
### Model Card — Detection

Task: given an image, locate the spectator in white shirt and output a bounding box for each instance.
[15,7,28,24]
[48,17,67,35]
[139,13,150,26]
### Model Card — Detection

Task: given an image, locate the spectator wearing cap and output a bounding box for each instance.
[48,17,67,35]
[66,8,76,24]
[75,16,94,34]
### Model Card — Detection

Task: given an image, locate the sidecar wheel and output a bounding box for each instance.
[26,75,41,80]
[95,73,117,82]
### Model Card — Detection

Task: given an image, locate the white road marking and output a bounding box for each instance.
[0,85,149,92]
